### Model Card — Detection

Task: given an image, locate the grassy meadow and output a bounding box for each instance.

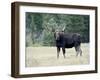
[25,43,89,67]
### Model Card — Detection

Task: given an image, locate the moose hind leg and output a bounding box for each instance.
[57,47,60,58]
[79,47,82,56]
[75,46,80,56]
[62,47,66,58]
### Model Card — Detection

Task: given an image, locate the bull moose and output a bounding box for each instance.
[54,28,82,58]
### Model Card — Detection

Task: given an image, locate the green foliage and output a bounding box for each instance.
[25,12,89,47]
[43,30,55,46]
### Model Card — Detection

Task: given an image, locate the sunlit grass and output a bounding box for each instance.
[25,43,89,67]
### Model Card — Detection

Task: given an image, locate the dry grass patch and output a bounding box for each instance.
[25,43,89,67]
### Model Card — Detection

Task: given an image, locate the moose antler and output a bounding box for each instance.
[62,26,65,31]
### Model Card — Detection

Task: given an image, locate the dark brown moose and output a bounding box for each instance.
[54,28,82,58]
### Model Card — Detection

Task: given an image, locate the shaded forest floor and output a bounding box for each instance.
[25,43,89,67]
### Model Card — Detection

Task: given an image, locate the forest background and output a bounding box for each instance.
[26,12,89,47]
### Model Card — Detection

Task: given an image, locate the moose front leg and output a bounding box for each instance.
[62,47,66,58]
[57,47,60,59]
